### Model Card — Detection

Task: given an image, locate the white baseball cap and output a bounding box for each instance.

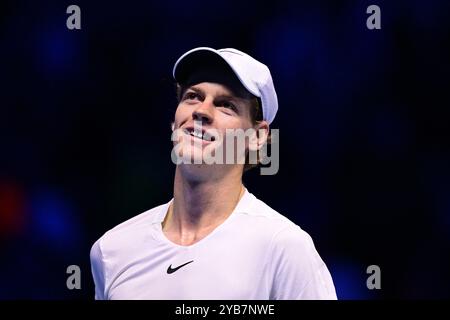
[172,47,278,124]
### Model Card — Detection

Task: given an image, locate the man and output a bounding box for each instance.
[90,47,337,299]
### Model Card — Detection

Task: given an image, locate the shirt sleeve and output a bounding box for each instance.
[90,238,107,300]
[268,225,337,300]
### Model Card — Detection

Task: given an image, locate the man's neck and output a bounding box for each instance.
[162,166,245,245]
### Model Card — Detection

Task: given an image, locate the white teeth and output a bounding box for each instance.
[193,130,203,139]
[187,129,203,139]
[203,132,211,141]
[185,128,214,141]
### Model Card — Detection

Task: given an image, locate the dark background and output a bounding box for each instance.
[1,0,449,299]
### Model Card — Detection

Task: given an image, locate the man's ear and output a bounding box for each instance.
[248,121,269,152]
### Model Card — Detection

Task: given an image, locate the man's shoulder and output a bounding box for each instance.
[242,192,293,223]
[233,192,317,258]
[92,201,168,251]
[108,202,167,234]
[238,192,307,239]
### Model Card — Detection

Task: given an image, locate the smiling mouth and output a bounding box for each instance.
[183,128,216,142]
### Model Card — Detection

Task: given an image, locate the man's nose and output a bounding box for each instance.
[192,99,214,124]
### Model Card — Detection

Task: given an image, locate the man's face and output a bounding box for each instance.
[172,81,255,167]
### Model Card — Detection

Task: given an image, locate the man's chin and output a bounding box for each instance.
[181,157,218,166]
[177,146,219,164]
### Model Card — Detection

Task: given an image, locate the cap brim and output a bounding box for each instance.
[173,48,231,84]
[172,47,260,98]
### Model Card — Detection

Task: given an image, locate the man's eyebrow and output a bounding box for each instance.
[215,94,241,103]
[186,86,243,103]
[185,86,204,95]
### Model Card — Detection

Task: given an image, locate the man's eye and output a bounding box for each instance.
[222,101,236,111]
[184,92,200,101]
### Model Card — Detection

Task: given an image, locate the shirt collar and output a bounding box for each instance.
[151,187,255,225]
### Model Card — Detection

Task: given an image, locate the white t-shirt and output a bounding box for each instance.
[90,188,337,300]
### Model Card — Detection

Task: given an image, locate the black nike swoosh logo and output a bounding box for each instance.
[167,260,194,274]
